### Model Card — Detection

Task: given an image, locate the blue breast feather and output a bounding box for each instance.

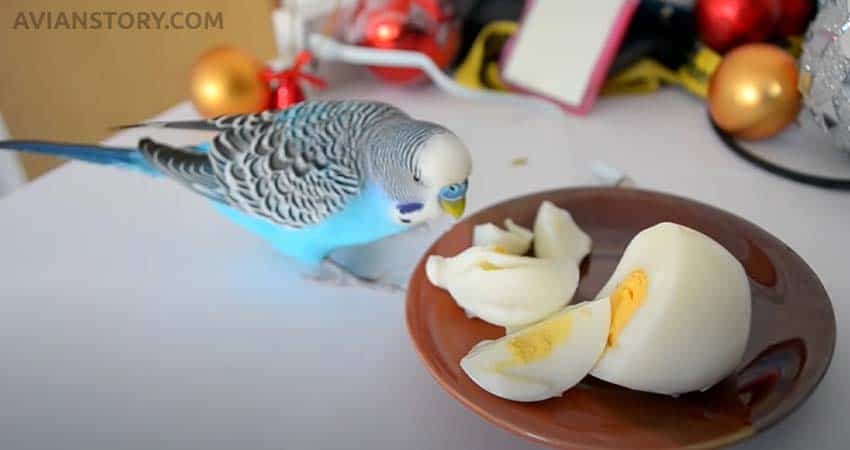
[213,182,407,265]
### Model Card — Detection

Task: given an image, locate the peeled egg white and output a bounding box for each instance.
[473,219,533,255]
[590,222,751,395]
[426,247,579,327]
[461,297,611,402]
[534,201,592,262]
[426,246,492,290]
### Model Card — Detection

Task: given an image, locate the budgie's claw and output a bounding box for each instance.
[307,259,405,293]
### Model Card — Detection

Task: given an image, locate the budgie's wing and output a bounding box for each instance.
[116,110,279,132]
[118,101,403,133]
[209,101,407,228]
[134,101,406,227]
[138,138,227,202]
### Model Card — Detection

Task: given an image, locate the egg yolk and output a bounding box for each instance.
[479,247,508,270]
[505,314,573,365]
[479,261,501,271]
[608,269,648,348]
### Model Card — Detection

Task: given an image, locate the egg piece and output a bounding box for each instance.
[473,219,533,255]
[426,246,489,290]
[461,297,611,402]
[426,247,579,327]
[589,222,751,395]
[534,201,592,262]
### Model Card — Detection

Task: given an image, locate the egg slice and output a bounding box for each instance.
[473,219,533,255]
[590,222,751,395]
[426,247,579,327]
[534,201,592,262]
[461,297,611,402]
[426,246,488,290]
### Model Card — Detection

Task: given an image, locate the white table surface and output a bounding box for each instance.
[0,78,847,450]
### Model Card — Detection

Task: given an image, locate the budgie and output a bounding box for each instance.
[0,100,472,288]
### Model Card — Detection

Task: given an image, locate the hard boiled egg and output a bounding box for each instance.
[426,247,579,327]
[590,222,751,395]
[473,219,533,255]
[461,297,611,402]
[534,201,592,262]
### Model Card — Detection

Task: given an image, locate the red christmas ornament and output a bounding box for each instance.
[696,0,782,53]
[261,51,327,110]
[775,0,814,37]
[354,0,460,84]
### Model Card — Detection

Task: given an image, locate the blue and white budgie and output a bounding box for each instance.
[0,100,472,288]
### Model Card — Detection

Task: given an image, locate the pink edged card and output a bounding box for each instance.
[500,0,639,115]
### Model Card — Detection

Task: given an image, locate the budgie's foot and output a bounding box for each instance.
[306,259,405,293]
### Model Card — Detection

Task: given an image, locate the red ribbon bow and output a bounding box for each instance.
[261,51,327,110]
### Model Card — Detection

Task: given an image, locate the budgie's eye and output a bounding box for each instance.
[413,174,421,183]
[439,180,468,200]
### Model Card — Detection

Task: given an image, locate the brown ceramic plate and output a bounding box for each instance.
[406,187,835,449]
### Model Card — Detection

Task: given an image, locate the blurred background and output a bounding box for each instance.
[2,0,843,191]
[0,0,277,180]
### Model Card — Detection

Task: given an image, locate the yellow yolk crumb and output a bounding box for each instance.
[506,314,573,365]
[479,261,501,271]
[608,269,648,347]
[478,247,508,270]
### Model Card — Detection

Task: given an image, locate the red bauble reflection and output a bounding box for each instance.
[356,0,460,84]
[696,0,781,53]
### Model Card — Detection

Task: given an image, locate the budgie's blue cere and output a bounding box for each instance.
[0,100,472,285]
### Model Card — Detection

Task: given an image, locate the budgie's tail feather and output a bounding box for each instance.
[0,140,158,175]
[113,120,221,132]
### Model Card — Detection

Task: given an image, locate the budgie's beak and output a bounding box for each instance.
[440,197,466,219]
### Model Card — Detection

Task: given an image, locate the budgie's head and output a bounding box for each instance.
[366,120,472,226]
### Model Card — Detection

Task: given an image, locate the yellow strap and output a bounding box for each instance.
[602,45,723,98]
[454,21,518,91]
[677,45,722,98]
[602,59,680,95]
[786,35,803,59]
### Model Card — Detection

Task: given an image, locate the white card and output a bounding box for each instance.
[501,0,638,114]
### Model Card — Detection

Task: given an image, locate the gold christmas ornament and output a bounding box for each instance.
[708,44,801,140]
[189,47,269,118]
